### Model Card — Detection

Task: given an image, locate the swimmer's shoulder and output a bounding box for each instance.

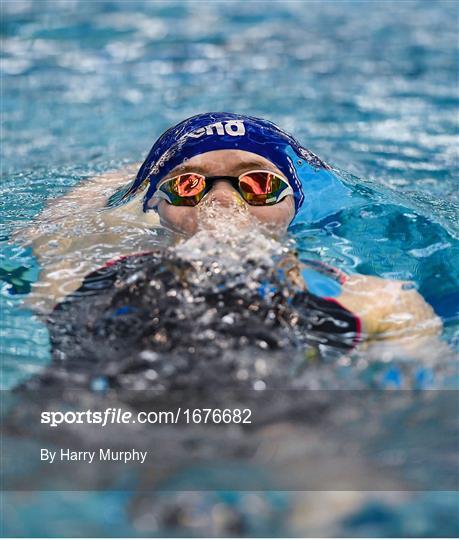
[339,274,441,338]
[297,261,441,339]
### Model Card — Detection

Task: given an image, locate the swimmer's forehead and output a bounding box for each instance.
[163,149,285,178]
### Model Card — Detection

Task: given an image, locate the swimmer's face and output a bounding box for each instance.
[151,150,295,236]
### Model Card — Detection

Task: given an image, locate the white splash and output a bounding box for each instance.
[173,200,292,278]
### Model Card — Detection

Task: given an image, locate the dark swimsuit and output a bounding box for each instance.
[48,251,361,354]
[34,251,363,391]
[292,260,362,350]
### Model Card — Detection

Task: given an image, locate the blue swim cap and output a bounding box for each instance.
[128,112,332,214]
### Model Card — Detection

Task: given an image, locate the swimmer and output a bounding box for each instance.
[17,112,442,350]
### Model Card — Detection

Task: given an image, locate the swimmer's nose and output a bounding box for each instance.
[205,181,242,207]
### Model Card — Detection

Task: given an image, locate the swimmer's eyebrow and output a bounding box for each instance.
[165,158,281,178]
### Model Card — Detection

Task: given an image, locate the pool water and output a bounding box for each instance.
[1,0,458,537]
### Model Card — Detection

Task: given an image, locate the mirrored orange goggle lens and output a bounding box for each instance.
[239,172,283,195]
[170,174,206,197]
[239,172,288,205]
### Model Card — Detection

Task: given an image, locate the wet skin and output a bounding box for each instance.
[149,150,296,236]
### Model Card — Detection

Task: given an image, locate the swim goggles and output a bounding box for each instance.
[150,170,294,207]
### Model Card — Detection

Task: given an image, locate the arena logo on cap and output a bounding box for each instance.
[149,120,246,176]
[187,120,246,139]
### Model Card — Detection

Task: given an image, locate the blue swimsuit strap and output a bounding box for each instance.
[299,259,347,299]
[296,260,362,348]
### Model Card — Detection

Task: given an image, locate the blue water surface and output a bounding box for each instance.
[1,0,458,537]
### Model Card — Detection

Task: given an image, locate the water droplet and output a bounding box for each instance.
[253,380,266,391]
[139,350,158,362]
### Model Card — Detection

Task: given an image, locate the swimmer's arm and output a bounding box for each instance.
[15,163,142,239]
[13,161,160,255]
[13,163,159,314]
[338,275,442,343]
